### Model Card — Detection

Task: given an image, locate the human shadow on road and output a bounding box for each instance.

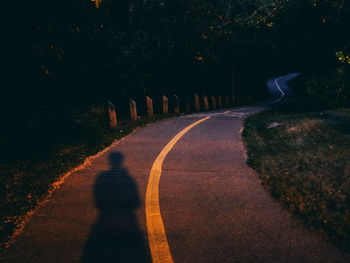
[81,152,151,263]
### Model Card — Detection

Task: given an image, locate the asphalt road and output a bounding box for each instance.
[1,75,349,262]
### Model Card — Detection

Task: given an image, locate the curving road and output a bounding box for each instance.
[1,74,349,263]
[267,73,299,99]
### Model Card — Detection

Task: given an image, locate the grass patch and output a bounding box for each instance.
[0,104,177,252]
[243,101,350,250]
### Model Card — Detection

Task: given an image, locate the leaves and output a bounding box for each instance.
[336,51,350,64]
[93,0,103,8]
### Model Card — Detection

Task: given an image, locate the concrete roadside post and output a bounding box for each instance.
[107,101,117,128]
[211,96,217,110]
[185,96,190,113]
[130,98,138,121]
[203,95,209,110]
[236,93,240,105]
[173,95,179,114]
[218,96,223,108]
[147,96,153,117]
[163,95,168,115]
[225,95,230,107]
[194,93,200,112]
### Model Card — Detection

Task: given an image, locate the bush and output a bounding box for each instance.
[290,68,350,110]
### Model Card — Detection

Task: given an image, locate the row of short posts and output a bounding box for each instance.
[194,94,228,111]
[108,94,234,128]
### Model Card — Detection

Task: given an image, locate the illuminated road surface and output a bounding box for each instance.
[1,74,349,263]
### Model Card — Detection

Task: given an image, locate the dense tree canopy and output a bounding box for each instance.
[1,0,349,159]
[2,0,348,104]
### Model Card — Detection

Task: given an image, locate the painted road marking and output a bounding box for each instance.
[264,77,286,107]
[184,111,248,118]
[145,116,211,263]
[274,77,285,102]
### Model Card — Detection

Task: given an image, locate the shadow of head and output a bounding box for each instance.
[108,152,124,169]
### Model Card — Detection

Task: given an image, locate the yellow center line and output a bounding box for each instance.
[145,116,211,263]
[223,110,231,114]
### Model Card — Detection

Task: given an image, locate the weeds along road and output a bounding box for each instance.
[1,74,349,263]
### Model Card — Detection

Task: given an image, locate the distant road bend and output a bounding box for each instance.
[1,73,349,263]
